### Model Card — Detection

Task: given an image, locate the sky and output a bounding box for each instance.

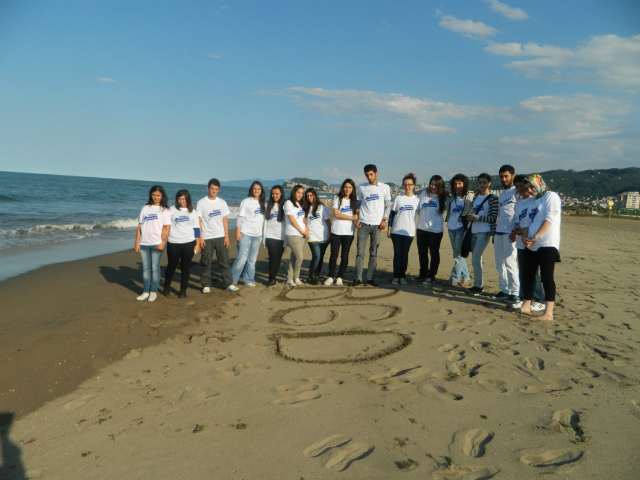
[1,0,640,186]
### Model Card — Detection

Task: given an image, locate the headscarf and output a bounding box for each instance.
[523,174,549,200]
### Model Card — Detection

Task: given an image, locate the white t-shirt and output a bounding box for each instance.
[356,181,391,225]
[514,196,536,250]
[331,197,356,236]
[307,204,330,242]
[264,204,285,240]
[237,198,265,237]
[138,205,171,246]
[284,200,307,237]
[496,186,518,234]
[168,206,201,244]
[197,197,230,240]
[471,194,491,234]
[417,192,444,233]
[391,195,419,237]
[446,195,466,231]
[527,192,561,251]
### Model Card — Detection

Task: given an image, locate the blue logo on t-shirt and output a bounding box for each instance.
[309,213,321,221]
[254,208,261,215]
[472,204,485,215]
[365,194,380,202]
[399,205,415,211]
[501,198,515,206]
[518,209,528,223]
[174,215,191,225]
[421,200,438,209]
[339,206,352,214]
[529,207,539,221]
[270,212,278,219]
[143,214,159,222]
[296,210,305,217]
[208,210,221,218]
[451,204,463,214]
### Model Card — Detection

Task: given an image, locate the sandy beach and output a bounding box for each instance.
[1,216,640,479]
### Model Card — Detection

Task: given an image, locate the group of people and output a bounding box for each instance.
[134,164,561,321]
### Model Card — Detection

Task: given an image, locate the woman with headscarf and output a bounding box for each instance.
[519,174,562,321]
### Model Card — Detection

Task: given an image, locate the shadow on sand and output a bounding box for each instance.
[0,412,26,480]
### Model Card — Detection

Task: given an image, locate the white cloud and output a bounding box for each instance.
[439,15,498,39]
[209,53,223,59]
[486,35,640,90]
[98,78,116,83]
[380,21,393,31]
[484,0,529,20]
[322,166,356,180]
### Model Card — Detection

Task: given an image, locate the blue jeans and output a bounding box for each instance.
[232,234,262,285]
[308,241,329,275]
[471,232,491,289]
[448,228,470,282]
[140,244,164,293]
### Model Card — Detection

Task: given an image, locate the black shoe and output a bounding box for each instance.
[309,273,318,286]
[367,280,379,287]
[178,290,187,298]
[352,279,362,287]
[163,287,171,297]
[466,286,483,296]
[491,291,508,300]
[504,295,520,304]
[267,279,277,287]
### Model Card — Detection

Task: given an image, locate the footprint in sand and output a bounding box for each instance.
[520,448,583,467]
[551,408,581,439]
[556,361,600,378]
[303,434,352,457]
[272,390,321,405]
[448,349,466,362]
[499,363,537,378]
[303,377,343,385]
[438,343,458,352]
[463,429,494,457]
[302,435,374,471]
[418,383,463,401]
[432,465,499,480]
[519,357,545,371]
[215,363,270,377]
[476,379,508,393]
[177,386,219,406]
[274,383,319,393]
[124,349,142,359]
[62,394,97,411]
[520,384,571,394]
[367,365,427,390]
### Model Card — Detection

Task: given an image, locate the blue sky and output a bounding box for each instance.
[1,0,639,186]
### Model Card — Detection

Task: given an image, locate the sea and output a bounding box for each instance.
[0,171,255,282]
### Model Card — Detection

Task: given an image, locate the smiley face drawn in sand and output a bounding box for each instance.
[270,303,401,326]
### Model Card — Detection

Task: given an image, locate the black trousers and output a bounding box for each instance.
[265,238,285,281]
[328,234,354,279]
[164,240,196,292]
[391,233,413,278]
[520,247,558,302]
[416,229,444,280]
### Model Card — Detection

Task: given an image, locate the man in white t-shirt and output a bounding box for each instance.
[196,178,235,292]
[354,164,392,286]
[493,165,520,303]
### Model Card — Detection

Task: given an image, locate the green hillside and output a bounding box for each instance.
[288,177,329,189]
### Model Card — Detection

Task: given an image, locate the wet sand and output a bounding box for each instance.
[2,217,640,479]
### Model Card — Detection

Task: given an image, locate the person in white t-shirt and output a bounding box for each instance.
[519,174,562,322]
[305,188,332,285]
[387,173,420,284]
[415,175,448,285]
[284,185,309,287]
[163,189,201,299]
[444,174,474,286]
[492,165,520,303]
[355,164,392,286]
[134,185,171,302]
[325,179,358,286]
[263,186,286,287]
[197,178,235,292]
[230,181,266,288]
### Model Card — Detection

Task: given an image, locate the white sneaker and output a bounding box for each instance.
[286,280,297,287]
[422,278,434,285]
[227,285,239,292]
[530,302,546,312]
[510,300,524,309]
[202,287,211,294]
[324,277,334,286]
[294,278,302,285]
[335,278,343,286]
[136,293,149,301]
[245,283,256,288]
[391,278,399,285]
[148,292,157,302]
[399,278,407,285]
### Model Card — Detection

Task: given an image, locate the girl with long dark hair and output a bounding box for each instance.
[305,188,332,285]
[325,179,358,286]
[444,174,474,286]
[163,189,200,298]
[263,185,286,286]
[415,175,448,284]
[284,185,309,287]
[134,185,171,302]
[387,173,419,284]
[230,181,266,288]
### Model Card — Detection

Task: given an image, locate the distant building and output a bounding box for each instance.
[621,192,640,209]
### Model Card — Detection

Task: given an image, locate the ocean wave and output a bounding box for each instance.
[0,194,17,202]
[0,218,140,236]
